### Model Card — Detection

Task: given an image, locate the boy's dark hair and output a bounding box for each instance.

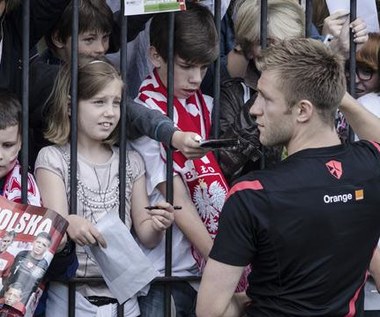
[46,0,113,50]
[0,89,21,130]
[150,2,219,65]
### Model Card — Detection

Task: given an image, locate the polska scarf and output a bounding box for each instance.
[138,69,249,291]
[2,160,41,206]
[138,69,230,263]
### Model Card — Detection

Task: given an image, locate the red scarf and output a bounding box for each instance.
[138,69,249,291]
[138,69,228,248]
[2,160,41,206]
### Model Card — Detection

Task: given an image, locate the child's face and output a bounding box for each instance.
[4,288,22,306]
[0,125,21,179]
[77,78,122,145]
[156,56,208,99]
[61,31,110,62]
[32,237,50,258]
[0,234,13,252]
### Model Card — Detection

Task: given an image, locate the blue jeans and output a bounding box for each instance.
[138,282,197,317]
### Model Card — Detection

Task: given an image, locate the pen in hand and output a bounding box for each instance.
[145,206,182,210]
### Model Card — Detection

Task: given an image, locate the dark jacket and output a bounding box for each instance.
[217,77,283,185]
[0,0,70,96]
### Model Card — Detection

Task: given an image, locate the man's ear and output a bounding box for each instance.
[296,100,313,123]
[51,31,65,49]
[149,46,163,68]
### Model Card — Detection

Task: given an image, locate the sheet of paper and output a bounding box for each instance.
[326,0,379,32]
[85,213,159,304]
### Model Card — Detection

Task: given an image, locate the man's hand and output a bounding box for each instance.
[171,131,209,159]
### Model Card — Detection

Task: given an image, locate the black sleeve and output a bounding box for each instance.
[8,252,23,277]
[210,187,264,266]
[126,96,177,146]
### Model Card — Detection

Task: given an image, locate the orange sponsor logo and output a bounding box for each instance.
[355,189,364,201]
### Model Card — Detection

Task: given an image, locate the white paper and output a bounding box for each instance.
[85,213,159,304]
[326,0,380,32]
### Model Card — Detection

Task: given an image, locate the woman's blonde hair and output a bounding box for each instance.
[45,56,123,145]
[235,0,305,57]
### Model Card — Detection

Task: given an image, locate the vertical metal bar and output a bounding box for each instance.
[21,0,30,204]
[69,0,80,316]
[212,0,221,138]
[164,11,175,317]
[348,0,357,142]
[260,0,268,49]
[348,0,357,96]
[117,0,128,316]
[119,0,127,226]
[305,0,313,38]
[259,0,268,170]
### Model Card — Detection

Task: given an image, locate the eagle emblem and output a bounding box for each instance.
[193,179,227,237]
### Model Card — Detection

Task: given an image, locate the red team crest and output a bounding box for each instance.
[325,160,343,179]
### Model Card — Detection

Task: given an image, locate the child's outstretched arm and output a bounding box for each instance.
[35,168,106,248]
[126,96,175,145]
[127,97,208,159]
[171,131,208,159]
[131,175,174,249]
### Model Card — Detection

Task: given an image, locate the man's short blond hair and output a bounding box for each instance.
[256,38,346,127]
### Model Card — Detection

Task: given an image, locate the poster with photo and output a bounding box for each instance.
[0,196,68,316]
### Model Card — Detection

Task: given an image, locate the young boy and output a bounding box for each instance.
[29,0,205,168]
[0,89,41,206]
[130,3,233,316]
[29,0,114,163]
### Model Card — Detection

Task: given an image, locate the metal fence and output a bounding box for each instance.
[17,0,358,316]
